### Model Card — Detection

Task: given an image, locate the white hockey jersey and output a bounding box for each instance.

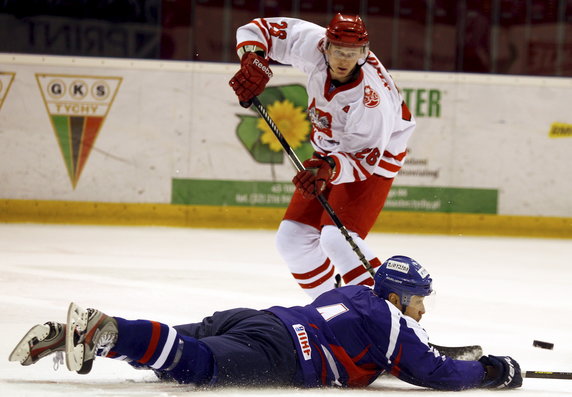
[236,17,415,184]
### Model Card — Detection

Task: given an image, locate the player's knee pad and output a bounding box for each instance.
[276,220,321,263]
[319,225,358,257]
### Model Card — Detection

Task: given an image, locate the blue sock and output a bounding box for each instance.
[111,317,214,385]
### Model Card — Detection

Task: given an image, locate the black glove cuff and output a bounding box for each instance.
[313,152,336,170]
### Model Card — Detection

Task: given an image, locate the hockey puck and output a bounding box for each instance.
[533,340,554,350]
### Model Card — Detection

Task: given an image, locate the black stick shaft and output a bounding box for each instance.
[524,371,572,379]
[251,97,374,277]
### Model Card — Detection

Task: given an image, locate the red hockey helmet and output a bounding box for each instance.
[326,13,369,48]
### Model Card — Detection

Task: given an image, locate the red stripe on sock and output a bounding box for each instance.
[138,321,161,364]
[292,259,331,280]
[342,265,368,284]
[369,257,382,269]
[299,265,335,289]
[358,277,374,286]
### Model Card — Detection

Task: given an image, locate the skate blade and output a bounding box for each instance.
[65,302,88,372]
[8,324,50,364]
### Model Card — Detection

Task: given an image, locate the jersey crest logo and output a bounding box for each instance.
[307,98,333,137]
[363,85,380,108]
[292,324,312,360]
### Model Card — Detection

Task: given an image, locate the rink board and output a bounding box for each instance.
[0,54,571,237]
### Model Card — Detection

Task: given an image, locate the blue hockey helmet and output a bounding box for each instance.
[373,255,433,306]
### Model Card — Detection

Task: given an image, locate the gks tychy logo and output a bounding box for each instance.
[36,74,122,188]
[0,72,16,111]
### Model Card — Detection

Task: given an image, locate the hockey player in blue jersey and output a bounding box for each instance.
[10,255,522,390]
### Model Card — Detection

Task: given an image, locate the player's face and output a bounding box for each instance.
[326,44,363,82]
[403,295,426,322]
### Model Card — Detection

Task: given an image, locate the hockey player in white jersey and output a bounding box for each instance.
[229,14,415,298]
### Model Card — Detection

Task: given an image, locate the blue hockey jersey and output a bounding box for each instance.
[266,285,485,390]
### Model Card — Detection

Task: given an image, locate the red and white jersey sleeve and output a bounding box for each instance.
[236,17,325,73]
[236,18,416,184]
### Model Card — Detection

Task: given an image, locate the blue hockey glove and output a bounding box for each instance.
[479,355,523,389]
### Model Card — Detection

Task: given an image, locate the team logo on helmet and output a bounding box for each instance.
[363,85,380,108]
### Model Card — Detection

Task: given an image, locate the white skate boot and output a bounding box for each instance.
[65,302,118,374]
[9,322,66,367]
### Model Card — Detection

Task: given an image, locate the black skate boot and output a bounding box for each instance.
[65,302,118,375]
[9,322,66,367]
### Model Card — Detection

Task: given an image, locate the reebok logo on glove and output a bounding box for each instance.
[229,52,273,104]
[253,58,273,78]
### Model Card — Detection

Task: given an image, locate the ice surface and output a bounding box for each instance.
[1,223,571,396]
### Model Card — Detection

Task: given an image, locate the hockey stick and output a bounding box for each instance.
[249,96,374,277]
[524,371,572,380]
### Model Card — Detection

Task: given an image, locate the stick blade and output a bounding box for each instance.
[429,343,483,361]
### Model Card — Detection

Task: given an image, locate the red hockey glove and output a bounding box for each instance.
[229,52,273,107]
[292,154,336,199]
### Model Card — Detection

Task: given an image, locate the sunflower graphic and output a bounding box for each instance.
[236,84,314,164]
[258,99,310,152]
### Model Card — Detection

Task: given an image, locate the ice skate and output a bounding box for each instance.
[65,302,118,374]
[9,322,66,366]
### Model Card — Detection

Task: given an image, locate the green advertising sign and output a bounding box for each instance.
[172,179,497,214]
